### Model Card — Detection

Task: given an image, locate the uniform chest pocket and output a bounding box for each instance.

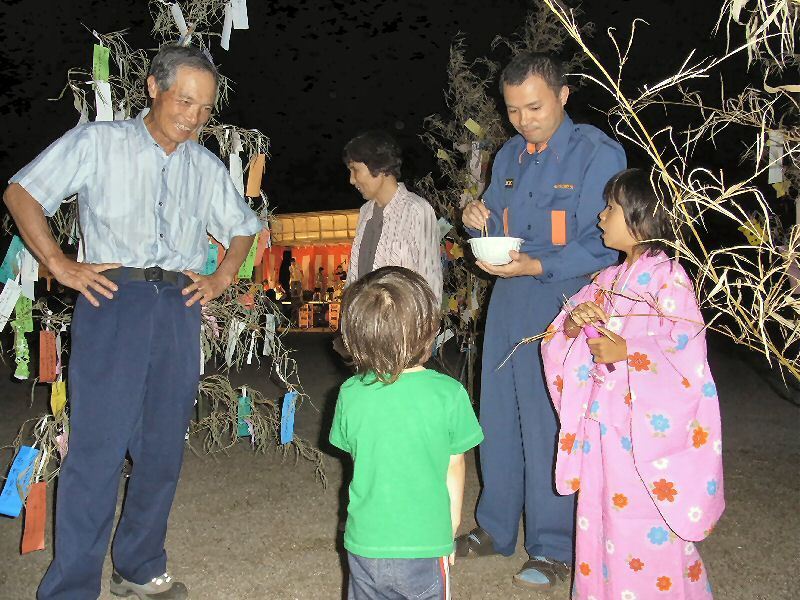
[530,190,578,247]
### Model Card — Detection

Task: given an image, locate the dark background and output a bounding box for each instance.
[0,1,735,214]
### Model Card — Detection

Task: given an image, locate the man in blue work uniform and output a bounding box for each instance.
[457,52,625,590]
[4,45,261,599]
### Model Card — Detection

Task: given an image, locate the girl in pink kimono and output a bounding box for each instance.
[541,169,724,600]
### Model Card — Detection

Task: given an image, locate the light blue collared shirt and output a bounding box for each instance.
[10,111,262,272]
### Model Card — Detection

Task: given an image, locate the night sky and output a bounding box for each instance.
[0,0,726,214]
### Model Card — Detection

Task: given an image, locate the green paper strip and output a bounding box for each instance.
[93,44,110,81]
[237,234,259,279]
[13,329,29,380]
[13,296,33,333]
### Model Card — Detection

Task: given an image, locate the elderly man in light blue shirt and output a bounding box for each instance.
[4,45,260,600]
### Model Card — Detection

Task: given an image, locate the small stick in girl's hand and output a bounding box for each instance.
[481,199,489,237]
[584,324,617,372]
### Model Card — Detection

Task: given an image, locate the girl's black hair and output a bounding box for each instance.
[603,168,674,256]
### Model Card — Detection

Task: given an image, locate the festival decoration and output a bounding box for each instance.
[423,0,800,393]
[0,0,323,549]
[538,0,800,380]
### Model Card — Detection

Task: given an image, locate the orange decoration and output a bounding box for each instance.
[651,479,679,502]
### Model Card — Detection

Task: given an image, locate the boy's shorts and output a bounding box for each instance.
[347,552,450,600]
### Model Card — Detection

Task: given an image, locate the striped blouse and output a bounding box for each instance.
[346,183,443,304]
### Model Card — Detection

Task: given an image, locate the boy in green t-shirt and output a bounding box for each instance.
[330,266,483,599]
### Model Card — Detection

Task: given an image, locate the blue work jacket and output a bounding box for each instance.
[475,113,625,284]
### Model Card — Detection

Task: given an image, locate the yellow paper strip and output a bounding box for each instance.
[51,381,67,415]
[773,181,789,198]
[464,118,484,138]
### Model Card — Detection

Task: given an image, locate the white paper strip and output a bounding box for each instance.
[468,141,486,197]
[225,319,246,366]
[55,329,63,376]
[469,141,482,179]
[114,101,127,121]
[263,314,275,356]
[273,355,289,386]
[221,2,233,50]
[19,248,38,300]
[433,328,454,350]
[231,0,249,29]
[768,130,784,184]
[0,279,23,333]
[94,80,114,122]
[78,103,89,125]
[229,154,245,197]
[437,217,453,240]
[231,129,244,153]
[246,330,256,364]
[170,2,189,35]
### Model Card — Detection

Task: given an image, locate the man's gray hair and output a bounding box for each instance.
[148,45,219,91]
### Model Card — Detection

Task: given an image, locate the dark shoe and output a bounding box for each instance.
[110,571,188,599]
[454,526,502,558]
[512,556,571,590]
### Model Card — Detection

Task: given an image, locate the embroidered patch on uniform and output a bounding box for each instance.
[554,183,575,189]
[505,179,514,188]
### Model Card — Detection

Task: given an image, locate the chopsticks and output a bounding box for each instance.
[478,203,509,237]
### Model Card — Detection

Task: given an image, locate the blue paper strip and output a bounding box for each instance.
[0,236,25,283]
[237,395,252,437]
[280,391,297,445]
[201,243,218,276]
[0,445,39,518]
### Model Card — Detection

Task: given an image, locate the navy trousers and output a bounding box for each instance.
[38,280,200,600]
[475,275,585,563]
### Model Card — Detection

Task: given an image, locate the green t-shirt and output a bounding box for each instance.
[329,369,484,558]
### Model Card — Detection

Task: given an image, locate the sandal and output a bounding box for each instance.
[512,556,571,590]
[454,527,501,558]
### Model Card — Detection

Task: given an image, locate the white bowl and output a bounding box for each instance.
[468,236,523,265]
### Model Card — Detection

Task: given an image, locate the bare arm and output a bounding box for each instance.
[182,234,254,307]
[446,453,466,542]
[2,183,119,306]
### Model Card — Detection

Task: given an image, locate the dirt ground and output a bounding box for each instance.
[0,332,797,600]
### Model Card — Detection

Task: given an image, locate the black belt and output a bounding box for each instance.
[105,266,187,286]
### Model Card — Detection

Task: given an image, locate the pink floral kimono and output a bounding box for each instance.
[541,252,724,600]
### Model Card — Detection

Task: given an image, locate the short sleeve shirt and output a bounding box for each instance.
[329,369,484,558]
[9,110,261,271]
